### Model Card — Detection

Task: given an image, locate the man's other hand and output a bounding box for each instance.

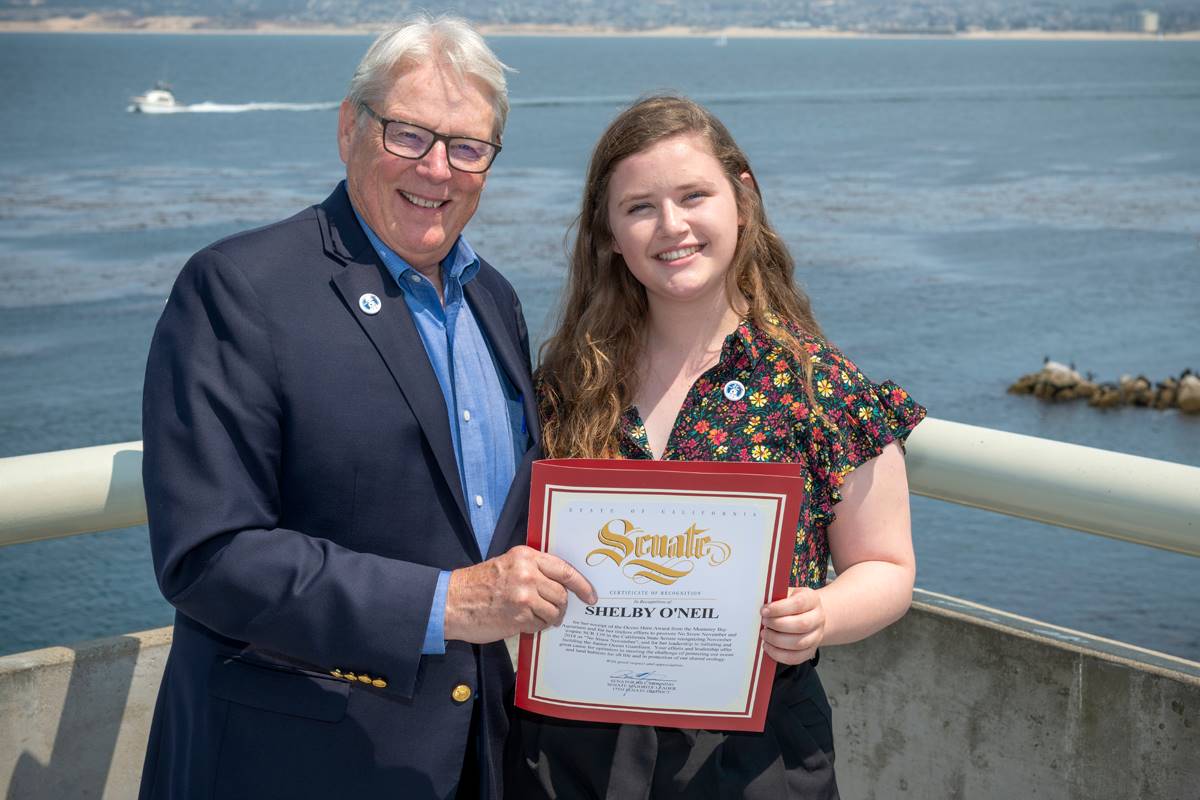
[444,546,598,644]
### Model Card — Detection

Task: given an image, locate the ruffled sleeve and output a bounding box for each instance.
[796,338,926,530]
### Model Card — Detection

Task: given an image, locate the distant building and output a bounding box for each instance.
[1139,10,1160,33]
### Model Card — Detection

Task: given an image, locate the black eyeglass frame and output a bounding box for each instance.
[359,102,502,173]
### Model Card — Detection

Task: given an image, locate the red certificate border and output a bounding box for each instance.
[516,459,804,732]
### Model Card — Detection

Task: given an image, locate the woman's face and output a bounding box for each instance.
[606,133,748,311]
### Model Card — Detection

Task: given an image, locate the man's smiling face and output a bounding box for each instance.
[339,60,495,278]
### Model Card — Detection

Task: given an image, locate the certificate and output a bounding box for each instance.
[515,458,805,732]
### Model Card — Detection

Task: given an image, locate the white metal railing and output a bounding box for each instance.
[0,418,1198,555]
[903,418,1200,557]
[0,441,145,547]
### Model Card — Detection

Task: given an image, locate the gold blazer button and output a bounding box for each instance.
[357,674,373,684]
[451,684,472,703]
[330,669,343,679]
[344,672,357,682]
[371,678,387,689]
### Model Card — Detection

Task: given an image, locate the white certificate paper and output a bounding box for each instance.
[516,459,805,732]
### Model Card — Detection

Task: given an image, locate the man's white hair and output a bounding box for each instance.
[346,14,512,140]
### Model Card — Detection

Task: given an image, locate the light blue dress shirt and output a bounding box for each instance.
[354,208,521,655]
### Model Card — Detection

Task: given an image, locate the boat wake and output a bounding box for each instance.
[132,100,339,114]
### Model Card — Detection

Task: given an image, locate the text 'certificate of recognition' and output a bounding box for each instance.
[516,459,805,732]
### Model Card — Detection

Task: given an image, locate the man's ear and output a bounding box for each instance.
[336,100,356,165]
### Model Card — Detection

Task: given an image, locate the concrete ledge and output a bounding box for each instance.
[822,591,1200,799]
[2,597,1197,799]
[0,627,170,799]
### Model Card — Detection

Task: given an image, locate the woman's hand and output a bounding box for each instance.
[760,586,826,665]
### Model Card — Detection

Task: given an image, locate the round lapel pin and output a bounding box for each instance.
[358,293,381,315]
[723,380,746,401]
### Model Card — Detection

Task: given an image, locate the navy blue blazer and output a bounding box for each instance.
[139,184,537,799]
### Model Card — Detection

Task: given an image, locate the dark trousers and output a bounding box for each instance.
[511,662,839,800]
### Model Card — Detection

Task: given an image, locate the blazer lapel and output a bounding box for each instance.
[321,187,473,533]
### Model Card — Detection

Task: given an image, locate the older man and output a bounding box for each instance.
[139,16,593,800]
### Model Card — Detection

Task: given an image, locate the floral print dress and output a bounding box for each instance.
[613,316,926,589]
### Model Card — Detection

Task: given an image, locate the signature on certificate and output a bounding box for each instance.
[610,669,666,680]
[608,669,676,697]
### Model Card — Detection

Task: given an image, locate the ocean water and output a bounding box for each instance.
[0,34,1197,659]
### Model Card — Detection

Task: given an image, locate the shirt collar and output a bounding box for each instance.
[730,314,781,368]
[349,199,480,291]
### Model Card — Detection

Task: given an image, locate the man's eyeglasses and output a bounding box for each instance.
[359,103,501,174]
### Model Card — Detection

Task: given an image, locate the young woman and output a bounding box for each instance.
[519,95,926,799]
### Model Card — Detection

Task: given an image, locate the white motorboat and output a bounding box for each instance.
[128,82,180,113]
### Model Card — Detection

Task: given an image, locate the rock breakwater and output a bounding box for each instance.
[1008,360,1199,413]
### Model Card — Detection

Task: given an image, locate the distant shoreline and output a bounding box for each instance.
[1,16,1198,40]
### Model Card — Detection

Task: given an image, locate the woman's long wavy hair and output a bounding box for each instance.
[538,95,824,458]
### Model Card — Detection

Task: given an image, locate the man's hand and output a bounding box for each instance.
[760,587,826,665]
[444,546,597,644]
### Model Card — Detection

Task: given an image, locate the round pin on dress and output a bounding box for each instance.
[723,380,746,401]
[358,293,381,315]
